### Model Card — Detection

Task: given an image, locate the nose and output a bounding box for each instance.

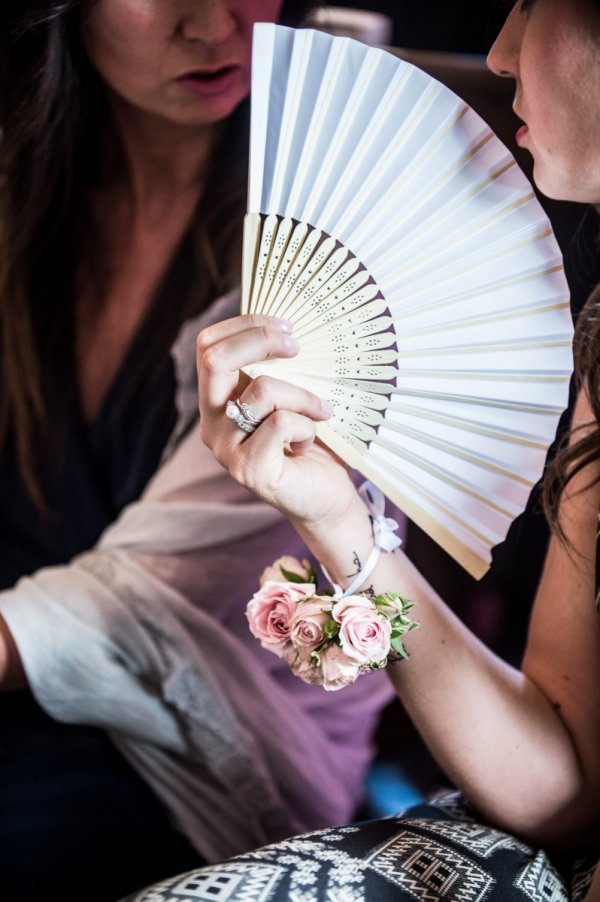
[487,6,522,80]
[178,0,236,46]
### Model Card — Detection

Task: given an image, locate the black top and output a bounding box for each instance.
[0,327,177,590]
[0,322,204,901]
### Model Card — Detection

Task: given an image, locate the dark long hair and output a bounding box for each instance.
[0,0,315,507]
[543,280,600,540]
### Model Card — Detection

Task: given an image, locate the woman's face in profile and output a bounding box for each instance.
[488,0,600,204]
[84,0,284,130]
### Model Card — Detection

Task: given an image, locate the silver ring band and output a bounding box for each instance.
[226,398,262,434]
[233,414,256,433]
[237,400,262,425]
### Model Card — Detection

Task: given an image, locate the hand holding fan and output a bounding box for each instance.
[241,24,573,579]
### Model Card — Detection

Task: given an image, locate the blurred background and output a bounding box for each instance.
[311,0,508,53]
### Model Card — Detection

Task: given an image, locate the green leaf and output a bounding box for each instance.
[390,636,410,659]
[280,565,314,584]
[323,620,340,639]
[390,611,420,634]
[374,591,399,607]
[374,593,416,621]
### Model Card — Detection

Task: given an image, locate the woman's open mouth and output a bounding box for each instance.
[176,65,240,97]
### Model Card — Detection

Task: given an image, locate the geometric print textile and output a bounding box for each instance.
[122,793,598,902]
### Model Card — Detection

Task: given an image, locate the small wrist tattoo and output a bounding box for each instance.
[347,551,362,580]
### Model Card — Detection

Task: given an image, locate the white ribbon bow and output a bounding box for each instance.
[323,481,402,598]
[359,481,402,554]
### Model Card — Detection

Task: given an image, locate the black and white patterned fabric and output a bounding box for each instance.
[122,793,598,901]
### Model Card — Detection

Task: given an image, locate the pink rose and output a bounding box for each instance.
[289,596,334,653]
[246,581,315,656]
[259,555,313,586]
[319,644,361,691]
[291,649,324,686]
[280,642,299,668]
[333,595,391,665]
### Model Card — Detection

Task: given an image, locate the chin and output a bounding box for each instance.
[533,160,599,205]
[173,102,243,131]
[532,166,572,203]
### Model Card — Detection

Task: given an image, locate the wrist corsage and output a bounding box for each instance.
[246,554,419,691]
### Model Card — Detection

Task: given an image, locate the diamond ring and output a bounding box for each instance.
[226,399,263,434]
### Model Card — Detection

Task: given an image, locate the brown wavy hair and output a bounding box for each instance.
[543,280,600,541]
[0,0,316,507]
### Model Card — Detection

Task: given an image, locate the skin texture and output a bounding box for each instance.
[487,0,600,202]
[76,1,284,424]
[84,0,284,130]
[195,0,600,851]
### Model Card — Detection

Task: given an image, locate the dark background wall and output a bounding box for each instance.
[325,0,510,54]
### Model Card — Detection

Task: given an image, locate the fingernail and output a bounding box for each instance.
[321,399,334,417]
[272,318,293,334]
[283,335,300,353]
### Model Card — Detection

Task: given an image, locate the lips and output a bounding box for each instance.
[176,64,241,97]
[514,117,529,146]
[512,103,528,145]
[515,125,529,146]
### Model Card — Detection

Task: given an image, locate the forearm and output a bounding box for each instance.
[386,572,584,848]
[197,324,600,847]
[293,494,593,848]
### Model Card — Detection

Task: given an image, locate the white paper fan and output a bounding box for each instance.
[241,23,573,579]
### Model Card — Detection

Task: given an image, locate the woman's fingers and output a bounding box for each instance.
[236,377,332,431]
[197,315,297,410]
[195,317,354,525]
[196,315,333,463]
[226,410,356,527]
[196,314,293,350]
[204,374,332,458]
[227,409,320,490]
